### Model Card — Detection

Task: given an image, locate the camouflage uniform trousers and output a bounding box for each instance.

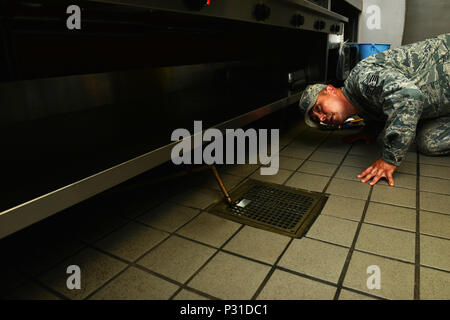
[416,116,450,156]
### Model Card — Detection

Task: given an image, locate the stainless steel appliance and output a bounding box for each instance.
[0,0,348,239]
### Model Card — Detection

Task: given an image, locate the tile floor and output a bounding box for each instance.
[1,122,449,300]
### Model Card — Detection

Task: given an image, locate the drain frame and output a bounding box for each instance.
[207,179,329,238]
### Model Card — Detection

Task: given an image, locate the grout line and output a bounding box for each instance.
[83,265,132,300]
[21,277,71,301]
[250,238,294,300]
[172,286,221,300]
[419,232,450,241]
[418,264,450,275]
[418,189,450,197]
[169,224,246,300]
[219,249,274,268]
[333,186,373,300]
[81,208,207,300]
[351,248,415,265]
[272,265,390,300]
[322,140,355,193]
[282,132,332,186]
[358,221,416,234]
[340,286,388,300]
[303,236,352,249]
[414,152,421,300]
[275,265,338,288]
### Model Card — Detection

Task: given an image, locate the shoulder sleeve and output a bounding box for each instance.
[377,70,426,166]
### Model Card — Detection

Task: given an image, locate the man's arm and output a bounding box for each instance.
[358,70,426,185]
[378,71,425,166]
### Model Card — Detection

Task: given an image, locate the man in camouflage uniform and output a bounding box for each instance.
[299,33,449,187]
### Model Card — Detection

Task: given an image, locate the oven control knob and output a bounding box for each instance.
[330,24,340,32]
[314,20,321,29]
[319,20,326,30]
[184,0,208,10]
[254,4,271,21]
[291,14,305,27]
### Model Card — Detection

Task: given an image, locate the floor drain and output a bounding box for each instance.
[207,179,328,238]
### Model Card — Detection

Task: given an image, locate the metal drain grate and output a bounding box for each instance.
[208,179,328,238]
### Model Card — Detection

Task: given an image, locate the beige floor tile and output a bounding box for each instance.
[136,202,200,233]
[306,214,359,247]
[201,173,245,192]
[326,178,371,200]
[117,193,167,219]
[95,222,169,262]
[176,212,241,247]
[280,145,314,159]
[279,238,348,283]
[373,172,416,189]
[285,172,330,192]
[356,224,415,262]
[335,166,365,182]
[15,235,85,277]
[420,176,450,195]
[6,281,61,300]
[188,252,270,300]
[342,155,376,168]
[170,188,222,209]
[279,137,294,148]
[317,140,351,154]
[289,139,322,150]
[89,267,178,300]
[403,152,417,163]
[420,192,450,215]
[137,235,216,283]
[173,289,209,300]
[223,226,290,265]
[298,161,338,176]
[419,155,450,167]
[396,162,417,175]
[421,164,450,179]
[371,185,416,209]
[250,168,293,185]
[420,267,450,300]
[275,156,304,171]
[257,269,336,300]
[348,144,381,158]
[321,195,366,222]
[222,164,260,178]
[343,251,415,300]
[309,151,345,165]
[75,215,130,244]
[365,202,416,232]
[338,289,378,300]
[420,211,450,239]
[420,235,450,271]
[38,247,128,300]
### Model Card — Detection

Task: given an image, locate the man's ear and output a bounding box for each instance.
[325,84,336,95]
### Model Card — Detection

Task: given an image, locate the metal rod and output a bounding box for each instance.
[210,165,233,205]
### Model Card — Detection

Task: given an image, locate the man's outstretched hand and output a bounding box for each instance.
[358,158,398,186]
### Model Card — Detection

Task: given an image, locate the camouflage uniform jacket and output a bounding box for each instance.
[342,33,450,166]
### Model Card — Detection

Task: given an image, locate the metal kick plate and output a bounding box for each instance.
[207,179,328,238]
